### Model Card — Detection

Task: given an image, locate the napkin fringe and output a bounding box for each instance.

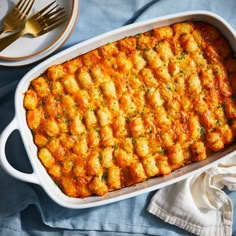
[147,202,232,236]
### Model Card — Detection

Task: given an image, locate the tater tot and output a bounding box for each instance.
[24,21,236,199]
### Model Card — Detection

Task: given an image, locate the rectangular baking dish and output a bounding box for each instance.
[1,10,236,209]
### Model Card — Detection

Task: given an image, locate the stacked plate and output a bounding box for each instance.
[0,0,80,66]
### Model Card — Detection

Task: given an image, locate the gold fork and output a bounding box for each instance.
[0,1,67,52]
[0,0,35,37]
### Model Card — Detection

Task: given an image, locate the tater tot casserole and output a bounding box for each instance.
[23,21,236,198]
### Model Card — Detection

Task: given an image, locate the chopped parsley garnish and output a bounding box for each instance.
[160,149,168,155]
[102,173,107,180]
[166,85,172,91]
[200,127,205,135]
[217,102,226,109]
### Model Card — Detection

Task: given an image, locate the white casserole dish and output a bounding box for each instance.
[0,11,236,209]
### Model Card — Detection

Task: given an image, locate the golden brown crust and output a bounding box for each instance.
[24,21,236,198]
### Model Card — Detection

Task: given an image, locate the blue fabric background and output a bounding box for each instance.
[0,0,236,235]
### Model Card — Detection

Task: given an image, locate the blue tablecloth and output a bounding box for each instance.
[0,0,236,235]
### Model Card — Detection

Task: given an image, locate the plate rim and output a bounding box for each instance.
[0,0,76,61]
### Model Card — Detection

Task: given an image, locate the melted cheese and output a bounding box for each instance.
[24,22,236,198]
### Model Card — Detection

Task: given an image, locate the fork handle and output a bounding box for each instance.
[0,29,27,52]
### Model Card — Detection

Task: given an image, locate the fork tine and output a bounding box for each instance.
[42,12,66,28]
[19,0,29,13]
[38,4,61,21]
[15,0,25,9]
[36,5,60,23]
[18,0,35,20]
[37,8,65,25]
[38,17,67,36]
[17,0,28,12]
[31,1,56,20]
[15,0,27,17]
[44,7,65,20]
[42,3,59,16]
[15,0,28,20]
[21,0,35,19]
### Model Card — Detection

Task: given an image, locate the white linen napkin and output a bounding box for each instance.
[147,155,236,236]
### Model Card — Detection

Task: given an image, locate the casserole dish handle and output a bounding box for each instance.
[0,118,39,185]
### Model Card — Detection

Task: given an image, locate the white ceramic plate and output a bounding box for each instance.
[0,0,80,66]
[0,11,236,209]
